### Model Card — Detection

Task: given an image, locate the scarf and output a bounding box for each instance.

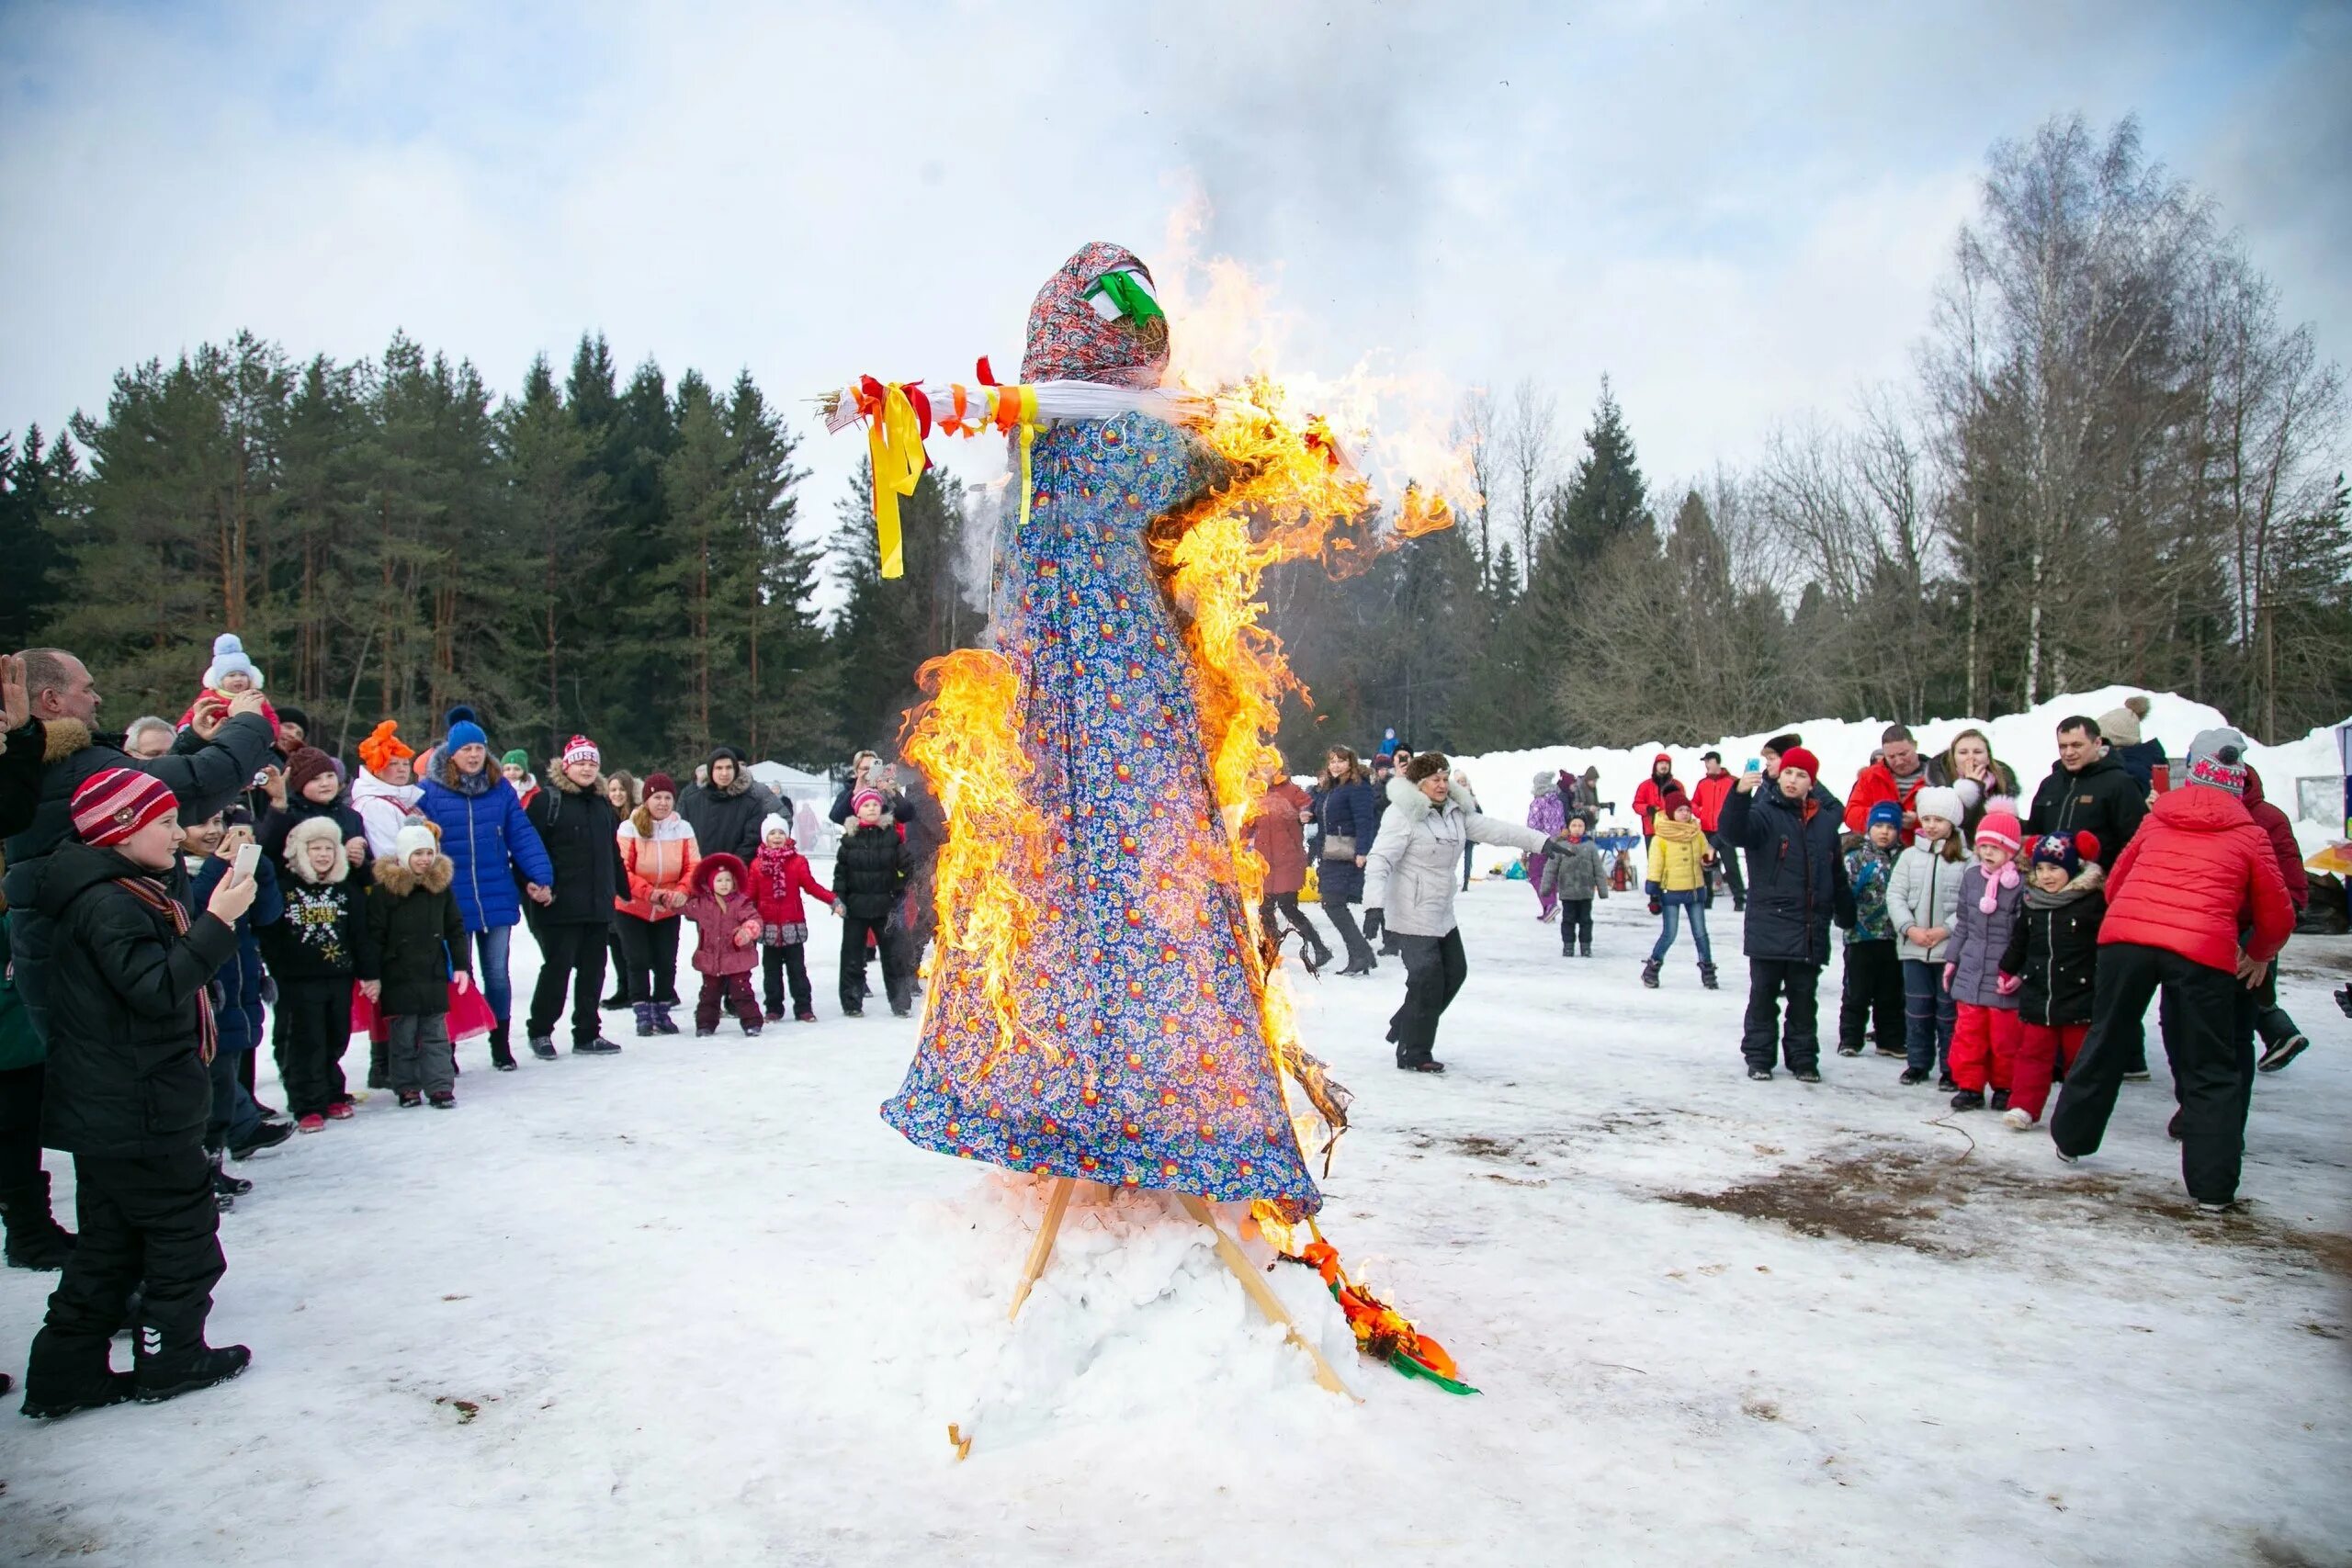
[1977,860,2020,914]
[1653,817,1705,847]
[113,874,217,1064]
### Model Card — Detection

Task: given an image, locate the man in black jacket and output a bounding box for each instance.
[681,746,783,865]
[523,736,628,1059]
[5,649,277,1046]
[21,768,258,1419]
[2024,715,2148,872]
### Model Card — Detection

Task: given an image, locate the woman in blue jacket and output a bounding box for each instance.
[1310,746,1380,975]
[414,716,553,1071]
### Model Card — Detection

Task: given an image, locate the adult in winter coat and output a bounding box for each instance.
[2051,729,2295,1211]
[615,773,698,1035]
[1523,771,1568,919]
[2098,695,2167,795]
[2240,765,2313,1072]
[351,720,423,860]
[257,746,370,876]
[1691,752,1747,909]
[1309,747,1381,975]
[2024,715,2146,871]
[832,790,913,1017]
[1935,728,2021,838]
[22,768,259,1417]
[1362,753,1559,1072]
[5,650,277,1047]
[0,902,77,1269]
[1886,785,1969,1085]
[679,746,781,866]
[1841,724,1946,844]
[1246,775,1330,973]
[521,736,627,1061]
[825,751,916,829]
[1720,746,1855,1081]
[412,715,554,1070]
[1997,832,2105,1127]
[1631,753,1680,840]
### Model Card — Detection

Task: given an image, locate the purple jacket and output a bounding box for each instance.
[1945,861,2023,1009]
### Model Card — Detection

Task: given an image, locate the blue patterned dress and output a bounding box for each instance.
[881,411,1322,1212]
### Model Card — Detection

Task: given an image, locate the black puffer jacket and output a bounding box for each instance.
[1721,782,1856,965]
[1998,863,2107,1026]
[360,853,469,1017]
[831,823,911,920]
[2024,753,2147,871]
[681,749,782,864]
[526,772,627,926]
[29,842,237,1158]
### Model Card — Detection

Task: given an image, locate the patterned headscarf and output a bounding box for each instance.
[1020,242,1169,389]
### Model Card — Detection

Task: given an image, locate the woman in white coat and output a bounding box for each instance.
[1363,751,1562,1072]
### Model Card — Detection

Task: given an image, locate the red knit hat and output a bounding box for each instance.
[1778,746,1822,779]
[643,773,678,799]
[71,768,177,847]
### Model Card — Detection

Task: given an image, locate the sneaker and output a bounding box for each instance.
[1792,1067,1822,1083]
[2256,1032,2309,1073]
[2121,1068,2151,1082]
[2196,1199,2243,1215]
[528,1034,559,1061]
[891,1006,912,1018]
[1898,1068,1929,1086]
[297,1113,326,1134]
[1410,1060,1447,1074]
[2001,1108,2035,1130]
[427,1091,456,1110]
[1990,1089,2011,1111]
[695,1027,718,1038]
[134,1341,251,1404]
[601,994,631,1011]
[1949,1089,1985,1111]
[1746,1066,1774,1081]
[1835,1045,1863,1057]
[571,1037,622,1055]
[796,1011,818,1023]
[228,1121,295,1160]
[742,1022,763,1036]
[763,1006,786,1022]
[842,1008,865,1019]
[397,1089,424,1109]
[2055,1148,2078,1165]
[324,1100,356,1120]
[1874,1045,1906,1058]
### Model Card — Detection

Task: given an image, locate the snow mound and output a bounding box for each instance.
[1453,686,2348,852]
[867,1173,1363,1459]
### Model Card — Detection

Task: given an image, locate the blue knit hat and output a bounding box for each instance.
[447,718,489,753]
[1866,800,1904,832]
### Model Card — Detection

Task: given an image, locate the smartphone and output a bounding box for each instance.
[232,842,262,882]
[1744,758,1762,773]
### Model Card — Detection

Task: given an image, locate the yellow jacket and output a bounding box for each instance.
[1645,818,1713,895]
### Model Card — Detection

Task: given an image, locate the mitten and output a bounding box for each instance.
[1362,908,1385,942]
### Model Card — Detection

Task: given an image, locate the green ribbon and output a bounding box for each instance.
[1087,270,1166,325]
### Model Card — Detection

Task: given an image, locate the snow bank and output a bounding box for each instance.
[1453,687,2350,852]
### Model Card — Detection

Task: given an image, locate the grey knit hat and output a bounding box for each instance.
[2182,728,2248,795]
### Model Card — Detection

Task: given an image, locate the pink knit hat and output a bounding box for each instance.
[1973,808,2023,853]
[71,768,176,847]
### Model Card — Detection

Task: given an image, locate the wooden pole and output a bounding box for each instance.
[1177,1194,1360,1403]
[1006,1176,1077,1322]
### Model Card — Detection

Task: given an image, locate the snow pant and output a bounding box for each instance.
[840,913,910,1013]
[605,929,629,999]
[1649,901,1713,965]
[386,1013,456,1097]
[204,1047,264,1152]
[277,975,356,1119]
[1838,940,1905,1055]
[615,913,681,1007]
[696,973,762,1032]
[1706,832,1747,903]
[0,1061,48,1196]
[528,923,611,1046]
[762,942,812,1017]
[1326,902,1376,971]
[1741,959,1822,1073]
[1950,1002,2021,1092]
[1259,892,1331,966]
[1902,958,1958,1076]
[2010,1021,2087,1122]
[465,923,514,1023]
[1559,898,1593,954]
[2052,942,2256,1205]
[29,1147,222,1392]
[1525,852,1557,918]
[1389,929,1468,1068]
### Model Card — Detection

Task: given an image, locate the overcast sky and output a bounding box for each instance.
[4,0,2345,561]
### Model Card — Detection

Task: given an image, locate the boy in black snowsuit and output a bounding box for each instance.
[834,789,913,1018]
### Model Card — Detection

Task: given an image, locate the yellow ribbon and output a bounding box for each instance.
[1014,384,1038,532]
[865,382,925,581]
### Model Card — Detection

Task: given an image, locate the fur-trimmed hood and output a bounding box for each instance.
[282,815,353,885]
[548,766,601,797]
[1383,773,1474,822]
[2023,858,2105,909]
[691,851,749,897]
[372,852,454,896]
[41,717,97,764]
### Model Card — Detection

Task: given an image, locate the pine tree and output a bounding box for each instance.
[724,371,835,765]
[1517,377,1651,731]
[501,355,605,757]
[829,467,972,752]
[0,426,74,650]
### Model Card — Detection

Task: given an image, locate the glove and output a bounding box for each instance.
[1995,972,2022,998]
[1941,962,1956,989]
[1648,897,1662,917]
[1362,908,1385,942]
[257,976,278,1005]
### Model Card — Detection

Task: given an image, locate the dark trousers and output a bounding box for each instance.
[277,975,355,1117]
[1706,832,1747,902]
[1559,898,1593,953]
[528,923,611,1044]
[1838,940,1905,1054]
[2052,942,2256,1205]
[605,929,629,998]
[1260,892,1330,964]
[763,942,813,1016]
[1389,929,1468,1066]
[205,1047,263,1151]
[615,913,681,1007]
[1902,957,1958,1075]
[1326,901,1376,970]
[841,913,910,1013]
[1742,958,1823,1071]
[0,1061,47,1193]
[31,1147,223,1383]
[696,972,763,1032]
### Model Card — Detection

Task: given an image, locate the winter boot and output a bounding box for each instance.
[1949,1089,1985,1111]
[209,1152,252,1199]
[488,1021,517,1072]
[572,1035,622,1055]
[227,1121,294,1160]
[652,1006,680,1036]
[634,1002,655,1039]
[528,1034,558,1061]
[0,1173,78,1270]
[1640,958,1662,989]
[1579,942,1592,958]
[1989,1089,2011,1112]
[132,1332,252,1404]
[20,1328,135,1420]
[1698,963,1718,990]
[428,1090,457,1110]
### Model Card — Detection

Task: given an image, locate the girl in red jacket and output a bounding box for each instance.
[682,853,764,1037]
[2050,729,2295,1212]
[749,815,836,1022]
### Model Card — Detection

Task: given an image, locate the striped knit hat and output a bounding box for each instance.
[71,768,177,847]
[561,734,600,767]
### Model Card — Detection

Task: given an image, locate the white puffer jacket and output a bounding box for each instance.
[1886,840,1966,963]
[1363,776,1553,938]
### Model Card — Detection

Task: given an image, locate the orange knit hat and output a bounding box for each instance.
[357,719,413,774]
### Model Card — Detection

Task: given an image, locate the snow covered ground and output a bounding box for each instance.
[3,864,2346,1565]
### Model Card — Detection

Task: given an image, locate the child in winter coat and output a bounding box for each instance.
[683,853,765,1036]
[1942,807,2026,1111]
[1996,831,2105,1129]
[174,633,282,744]
[1642,792,1717,988]
[20,768,260,1418]
[833,789,914,1018]
[749,815,836,1022]
[184,810,289,1189]
[1539,816,1606,957]
[259,816,375,1132]
[1837,801,1906,1058]
[360,824,472,1109]
[1887,785,1968,1088]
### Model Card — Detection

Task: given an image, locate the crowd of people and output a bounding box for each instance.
[0,642,945,1419]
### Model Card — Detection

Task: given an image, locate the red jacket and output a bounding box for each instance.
[1691,773,1736,833]
[747,842,834,926]
[683,854,763,976]
[1632,761,1680,834]
[2098,786,2294,971]
[1247,780,1314,896]
[1842,761,1930,843]
[2242,766,2309,913]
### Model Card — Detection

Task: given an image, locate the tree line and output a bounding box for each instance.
[4,112,2345,774]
